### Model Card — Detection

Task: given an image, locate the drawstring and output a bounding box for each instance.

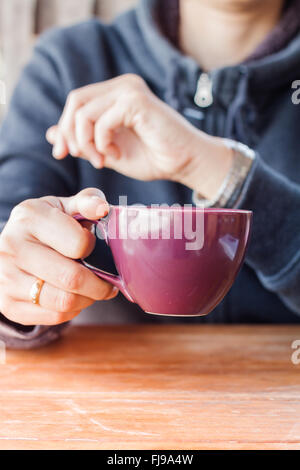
[164,59,181,111]
[165,60,256,146]
[164,57,195,113]
[224,68,252,144]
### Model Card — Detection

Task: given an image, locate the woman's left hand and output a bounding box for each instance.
[46,74,232,199]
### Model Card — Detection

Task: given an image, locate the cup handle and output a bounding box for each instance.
[74,214,134,303]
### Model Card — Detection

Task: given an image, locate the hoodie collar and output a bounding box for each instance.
[116,0,300,106]
[135,0,198,86]
[138,0,300,87]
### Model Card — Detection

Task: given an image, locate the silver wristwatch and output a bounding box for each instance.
[192,139,255,208]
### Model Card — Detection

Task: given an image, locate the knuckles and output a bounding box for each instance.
[65,74,148,115]
[121,73,146,89]
[0,295,14,321]
[47,205,93,259]
[0,255,14,284]
[66,89,82,108]
[0,200,38,255]
[60,74,150,148]
[60,265,84,292]
[10,199,38,223]
[0,232,15,257]
[120,74,149,102]
[0,225,23,259]
[0,292,77,326]
[54,290,78,314]
[74,107,86,122]
[95,282,114,302]
[71,230,93,260]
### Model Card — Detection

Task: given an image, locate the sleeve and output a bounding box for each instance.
[0,33,79,348]
[237,154,300,315]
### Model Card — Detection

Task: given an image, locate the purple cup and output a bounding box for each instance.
[75,206,252,316]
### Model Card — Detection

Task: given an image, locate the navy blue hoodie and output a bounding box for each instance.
[0,0,300,348]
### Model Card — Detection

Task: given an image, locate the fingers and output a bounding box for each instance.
[53,131,69,159]
[56,87,95,157]
[74,99,107,168]
[2,300,81,326]
[58,85,104,154]
[0,189,118,327]
[94,106,123,157]
[11,240,118,301]
[6,189,109,260]
[46,75,148,168]
[71,98,122,167]
[47,110,106,168]
[7,265,96,312]
[2,260,117,313]
[58,89,110,164]
[0,255,83,326]
[10,201,95,260]
[46,126,69,160]
[58,187,109,220]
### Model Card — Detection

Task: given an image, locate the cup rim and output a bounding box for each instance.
[110,205,252,215]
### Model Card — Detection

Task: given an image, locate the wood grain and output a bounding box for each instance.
[0,325,300,450]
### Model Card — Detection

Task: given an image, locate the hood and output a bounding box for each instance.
[114,0,300,143]
[114,0,199,105]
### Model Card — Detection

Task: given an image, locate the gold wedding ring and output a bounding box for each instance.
[30,279,44,305]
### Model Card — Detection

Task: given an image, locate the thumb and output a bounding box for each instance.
[59,188,110,220]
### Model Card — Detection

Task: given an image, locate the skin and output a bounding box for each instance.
[180,0,284,71]
[0,0,282,326]
[0,188,118,325]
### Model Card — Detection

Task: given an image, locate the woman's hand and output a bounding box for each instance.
[0,188,118,326]
[46,74,232,200]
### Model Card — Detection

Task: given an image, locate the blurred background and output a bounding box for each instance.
[0,0,137,120]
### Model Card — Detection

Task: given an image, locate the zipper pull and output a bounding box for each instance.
[194,73,213,108]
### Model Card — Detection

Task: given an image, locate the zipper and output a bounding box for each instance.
[194,72,213,108]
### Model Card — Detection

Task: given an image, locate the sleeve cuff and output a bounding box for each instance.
[0,314,70,349]
[192,139,255,208]
[235,153,300,278]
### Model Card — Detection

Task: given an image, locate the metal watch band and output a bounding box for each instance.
[192,139,255,208]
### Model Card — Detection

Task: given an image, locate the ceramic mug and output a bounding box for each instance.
[75,205,252,316]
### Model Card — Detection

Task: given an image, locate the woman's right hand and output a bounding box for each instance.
[0,188,118,326]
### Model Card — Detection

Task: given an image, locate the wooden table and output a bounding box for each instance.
[0,325,300,450]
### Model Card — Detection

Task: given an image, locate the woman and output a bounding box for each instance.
[0,0,300,348]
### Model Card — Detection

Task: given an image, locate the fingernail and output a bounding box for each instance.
[96,204,109,218]
[89,195,108,216]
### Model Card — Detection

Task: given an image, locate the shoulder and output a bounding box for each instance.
[32,10,140,85]
[35,18,110,58]
[35,7,139,58]
[32,18,128,89]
